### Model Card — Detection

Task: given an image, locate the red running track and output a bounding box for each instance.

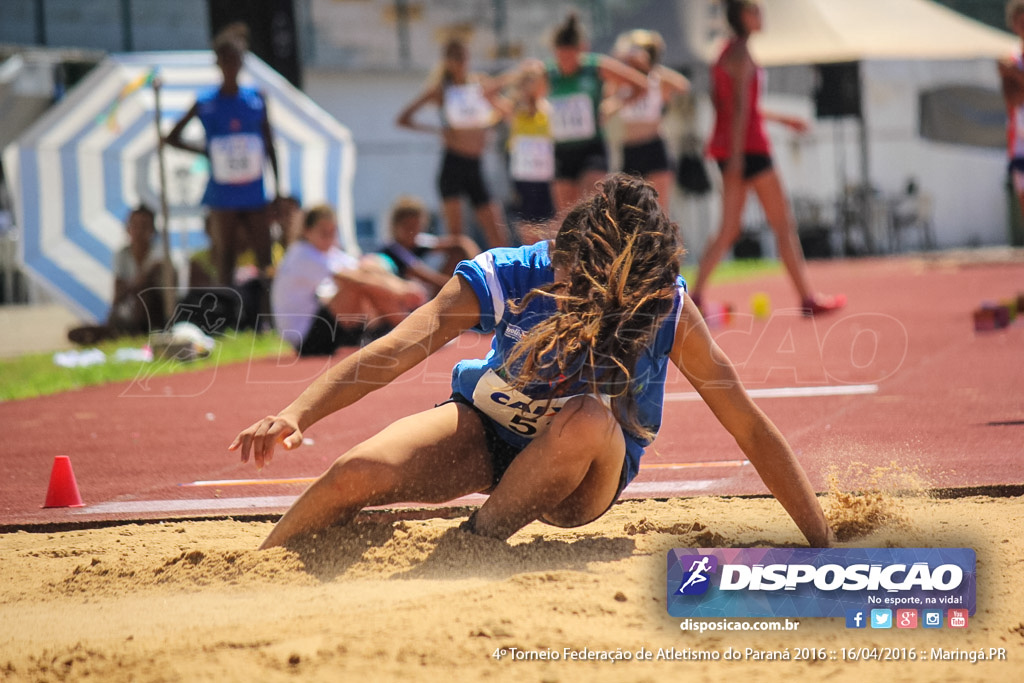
[1,255,1022,528]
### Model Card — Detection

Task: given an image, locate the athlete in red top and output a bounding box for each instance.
[999,1,1024,220]
[707,41,771,161]
[694,0,844,317]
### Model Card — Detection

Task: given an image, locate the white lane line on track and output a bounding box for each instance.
[622,480,720,495]
[72,496,300,514]
[75,479,731,515]
[665,383,879,402]
[182,478,318,487]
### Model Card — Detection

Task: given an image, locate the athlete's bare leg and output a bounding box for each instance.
[260,402,493,549]
[474,201,511,248]
[750,169,814,301]
[552,179,580,215]
[470,395,627,540]
[646,169,674,216]
[692,171,747,301]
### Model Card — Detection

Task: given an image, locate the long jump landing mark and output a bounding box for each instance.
[665,383,879,402]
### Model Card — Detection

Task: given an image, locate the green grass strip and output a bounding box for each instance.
[1,259,783,402]
[0,331,290,402]
[680,258,782,286]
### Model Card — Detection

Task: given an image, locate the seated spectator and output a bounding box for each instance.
[377,196,480,296]
[272,204,427,356]
[68,206,173,345]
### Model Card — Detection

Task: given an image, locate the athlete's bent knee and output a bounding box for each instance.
[548,395,619,446]
[323,445,399,497]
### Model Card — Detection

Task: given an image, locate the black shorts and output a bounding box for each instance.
[716,153,773,180]
[554,139,608,181]
[440,393,524,486]
[296,305,363,357]
[438,150,491,207]
[511,180,555,224]
[439,392,630,527]
[1010,158,1024,193]
[622,137,671,176]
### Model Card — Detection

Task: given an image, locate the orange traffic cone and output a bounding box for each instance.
[42,455,84,508]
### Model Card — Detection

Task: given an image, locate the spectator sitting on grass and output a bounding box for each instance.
[377,196,480,297]
[271,204,427,356]
[68,206,173,345]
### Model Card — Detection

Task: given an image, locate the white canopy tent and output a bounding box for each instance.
[746,0,1016,66]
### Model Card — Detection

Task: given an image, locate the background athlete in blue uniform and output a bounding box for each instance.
[231,174,834,550]
[166,23,280,292]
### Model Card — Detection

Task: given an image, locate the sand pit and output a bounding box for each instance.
[1,489,1022,682]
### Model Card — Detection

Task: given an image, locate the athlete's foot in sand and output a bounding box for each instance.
[802,293,846,317]
[458,510,519,542]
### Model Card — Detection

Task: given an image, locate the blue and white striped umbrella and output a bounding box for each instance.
[2,51,356,322]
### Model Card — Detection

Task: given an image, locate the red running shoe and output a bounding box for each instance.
[802,294,846,317]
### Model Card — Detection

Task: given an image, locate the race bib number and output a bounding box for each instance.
[470,369,611,439]
[209,134,264,185]
[471,370,575,439]
[549,93,596,141]
[509,135,555,182]
[444,83,495,129]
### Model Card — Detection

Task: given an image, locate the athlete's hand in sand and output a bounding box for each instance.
[228,415,304,470]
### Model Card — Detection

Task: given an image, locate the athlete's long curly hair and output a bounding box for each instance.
[504,174,684,439]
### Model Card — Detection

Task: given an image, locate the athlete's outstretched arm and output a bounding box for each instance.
[259,92,281,198]
[396,85,443,134]
[164,102,205,156]
[654,64,690,98]
[669,294,835,547]
[229,275,481,469]
[597,54,649,91]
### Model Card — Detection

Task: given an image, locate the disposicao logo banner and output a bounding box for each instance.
[667,548,975,618]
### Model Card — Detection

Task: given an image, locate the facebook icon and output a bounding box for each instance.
[845,609,867,629]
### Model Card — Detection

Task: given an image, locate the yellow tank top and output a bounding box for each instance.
[509,105,552,141]
[508,104,555,182]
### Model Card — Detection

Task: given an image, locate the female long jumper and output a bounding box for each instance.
[231,174,834,550]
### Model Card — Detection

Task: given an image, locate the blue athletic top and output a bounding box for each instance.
[196,86,269,209]
[452,240,687,486]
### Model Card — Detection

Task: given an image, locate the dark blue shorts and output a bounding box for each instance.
[438,393,524,486]
[439,392,629,527]
[511,180,555,224]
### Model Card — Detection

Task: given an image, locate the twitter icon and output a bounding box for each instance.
[870,609,893,629]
